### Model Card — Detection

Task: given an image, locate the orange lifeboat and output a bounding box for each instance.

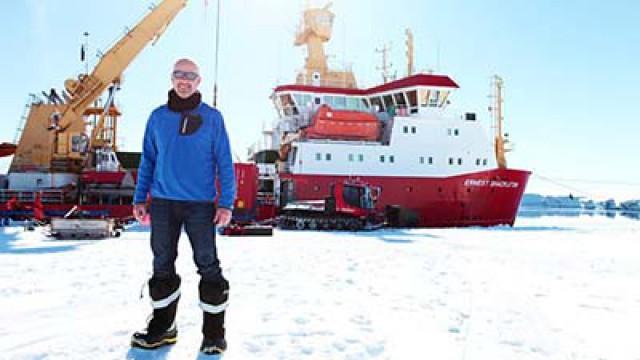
[0,142,17,158]
[302,105,380,141]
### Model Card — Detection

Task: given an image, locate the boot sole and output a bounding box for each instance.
[131,336,177,349]
[200,347,225,355]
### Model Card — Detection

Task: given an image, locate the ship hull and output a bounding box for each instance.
[279,168,531,227]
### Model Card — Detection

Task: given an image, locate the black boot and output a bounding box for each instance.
[131,275,181,349]
[200,336,228,355]
[199,276,229,354]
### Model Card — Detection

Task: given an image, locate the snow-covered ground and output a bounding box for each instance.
[1,214,639,360]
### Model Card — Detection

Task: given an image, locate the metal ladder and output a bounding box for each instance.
[13,95,37,144]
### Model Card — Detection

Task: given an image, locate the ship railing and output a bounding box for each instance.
[300,138,382,146]
[0,189,73,204]
[295,75,355,89]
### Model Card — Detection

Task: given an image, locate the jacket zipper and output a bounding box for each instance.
[182,117,189,134]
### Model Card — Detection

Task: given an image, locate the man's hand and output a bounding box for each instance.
[133,204,147,223]
[214,208,232,226]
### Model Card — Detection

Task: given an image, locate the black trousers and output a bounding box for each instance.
[149,197,222,281]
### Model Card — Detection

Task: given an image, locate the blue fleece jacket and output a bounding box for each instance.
[133,102,236,209]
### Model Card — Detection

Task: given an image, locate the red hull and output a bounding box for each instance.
[279,168,531,227]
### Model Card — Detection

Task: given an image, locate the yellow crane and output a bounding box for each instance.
[10,0,188,173]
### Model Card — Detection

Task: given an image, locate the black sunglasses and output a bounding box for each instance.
[172,70,199,81]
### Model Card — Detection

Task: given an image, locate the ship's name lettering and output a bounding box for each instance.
[464,179,519,188]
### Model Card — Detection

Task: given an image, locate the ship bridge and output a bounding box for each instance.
[272,74,459,118]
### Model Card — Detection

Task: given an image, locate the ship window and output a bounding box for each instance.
[326,153,332,161]
[347,97,367,111]
[314,97,321,105]
[476,158,481,166]
[440,91,451,107]
[483,159,488,166]
[380,155,385,163]
[383,95,394,110]
[394,93,407,106]
[458,158,463,165]
[370,97,384,112]
[315,153,321,161]
[358,154,364,162]
[322,96,348,110]
[348,154,354,162]
[429,156,433,164]
[447,128,452,136]
[411,126,416,134]
[429,91,440,107]
[280,94,298,116]
[419,156,425,164]
[333,96,346,109]
[419,89,430,107]
[294,93,313,109]
[407,90,418,113]
[403,126,409,134]
[389,155,395,163]
[454,129,460,136]
[449,158,454,165]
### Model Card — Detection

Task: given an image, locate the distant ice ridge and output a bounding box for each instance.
[521,193,640,211]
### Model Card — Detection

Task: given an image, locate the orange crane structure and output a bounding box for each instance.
[0,0,188,222]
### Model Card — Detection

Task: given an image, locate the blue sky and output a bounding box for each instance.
[1,0,639,198]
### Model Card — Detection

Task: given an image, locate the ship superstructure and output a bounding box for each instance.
[256,3,530,227]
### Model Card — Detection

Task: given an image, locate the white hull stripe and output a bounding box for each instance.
[151,288,181,309]
[199,301,228,314]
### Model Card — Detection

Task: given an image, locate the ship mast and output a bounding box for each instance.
[405,29,414,77]
[491,75,509,169]
[376,43,393,84]
[294,2,356,88]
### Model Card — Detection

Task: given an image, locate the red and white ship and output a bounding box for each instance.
[252,4,530,227]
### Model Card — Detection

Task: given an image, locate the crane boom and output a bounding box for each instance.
[10,0,189,173]
[55,0,188,152]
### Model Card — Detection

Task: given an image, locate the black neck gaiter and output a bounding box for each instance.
[167,89,202,113]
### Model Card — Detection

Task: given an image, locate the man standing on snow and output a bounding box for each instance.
[130,58,236,355]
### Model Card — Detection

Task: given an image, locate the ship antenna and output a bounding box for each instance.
[212,0,222,107]
[376,43,392,83]
[436,41,441,73]
[82,32,90,75]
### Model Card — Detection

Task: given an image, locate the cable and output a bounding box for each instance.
[530,173,595,198]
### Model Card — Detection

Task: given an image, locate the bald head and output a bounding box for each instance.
[171,58,201,99]
[174,58,200,73]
